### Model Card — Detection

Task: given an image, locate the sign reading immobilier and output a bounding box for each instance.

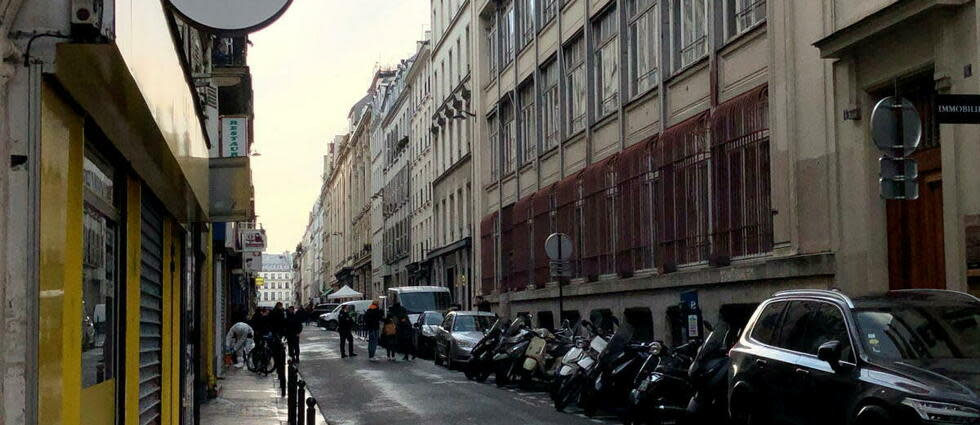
[936,95,980,124]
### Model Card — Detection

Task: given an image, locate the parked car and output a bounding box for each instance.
[433,311,497,369]
[413,310,444,358]
[319,300,372,330]
[729,289,980,425]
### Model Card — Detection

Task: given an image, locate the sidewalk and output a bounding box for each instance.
[200,364,328,425]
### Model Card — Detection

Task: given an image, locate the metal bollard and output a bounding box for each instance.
[306,397,317,425]
[296,380,306,425]
[287,361,297,425]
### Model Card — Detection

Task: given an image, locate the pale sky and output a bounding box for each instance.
[249,0,430,253]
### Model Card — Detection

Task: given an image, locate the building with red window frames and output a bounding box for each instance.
[471,0,980,342]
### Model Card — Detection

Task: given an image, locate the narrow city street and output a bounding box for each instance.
[296,328,616,425]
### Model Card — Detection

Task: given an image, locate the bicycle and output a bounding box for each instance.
[246,334,279,375]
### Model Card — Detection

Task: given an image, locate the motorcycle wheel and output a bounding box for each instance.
[518,371,533,390]
[464,363,476,380]
[475,367,491,382]
[495,363,511,387]
[554,376,580,412]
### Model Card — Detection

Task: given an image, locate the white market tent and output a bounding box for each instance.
[327,285,363,300]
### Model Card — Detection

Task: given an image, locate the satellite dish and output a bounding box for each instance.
[168,0,293,34]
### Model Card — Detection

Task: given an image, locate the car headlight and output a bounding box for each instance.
[901,398,980,423]
[649,342,663,356]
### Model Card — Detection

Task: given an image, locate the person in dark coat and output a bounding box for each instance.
[249,308,270,339]
[396,314,416,361]
[337,305,357,358]
[363,301,384,361]
[476,296,492,312]
[285,306,303,362]
[269,302,288,395]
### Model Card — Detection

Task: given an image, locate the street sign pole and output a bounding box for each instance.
[557,237,564,325]
[545,233,573,325]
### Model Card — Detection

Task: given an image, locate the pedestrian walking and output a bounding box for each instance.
[270,302,288,394]
[338,305,357,358]
[224,321,253,368]
[396,314,415,361]
[363,301,384,361]
[285,306,303,363]
[382,318,397,361]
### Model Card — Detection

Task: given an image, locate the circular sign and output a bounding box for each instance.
[545,233,573,261]
[870,96,922,157]
[169,0,293,34]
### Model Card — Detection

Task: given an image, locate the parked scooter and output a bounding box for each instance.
[685,321,740,424]
[550,320,594,400]
[577,323,647,417]
[624,340,700,424]
[553,321,608,412]
[491,315,533,386]
[465,317,507,382]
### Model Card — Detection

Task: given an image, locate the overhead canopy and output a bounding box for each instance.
[327,285,362,300]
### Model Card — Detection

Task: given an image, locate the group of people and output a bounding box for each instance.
[225,302,307,369]
[336,300,416,362]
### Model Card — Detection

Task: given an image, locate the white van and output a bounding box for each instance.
[319,300,373,330]
[385,286,452,324]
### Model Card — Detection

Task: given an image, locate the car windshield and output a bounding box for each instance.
[453,315,496,332]
[398,291,452,313]
[854,304,980,361]
[424,312,444,325]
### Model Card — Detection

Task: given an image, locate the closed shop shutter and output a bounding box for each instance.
[139,197,164,425]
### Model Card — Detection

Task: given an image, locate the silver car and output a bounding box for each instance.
[433,311,497,369]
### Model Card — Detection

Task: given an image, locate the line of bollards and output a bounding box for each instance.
[287,360,319,425]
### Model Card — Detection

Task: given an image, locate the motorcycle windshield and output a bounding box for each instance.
[691,322,730,374]
[599,323,634,365]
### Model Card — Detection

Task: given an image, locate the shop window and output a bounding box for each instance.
[537,310,555,330]
[624,307,655,341]
[82,149,120,388]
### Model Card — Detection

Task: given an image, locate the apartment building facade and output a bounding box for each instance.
[380,58,418,289]
[258,253,296,307]
[408,40,437,286]
[430,0,478,309]
[470,0,980,342]
[370,69,400,297]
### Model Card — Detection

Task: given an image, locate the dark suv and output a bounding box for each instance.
[729,289,980,425]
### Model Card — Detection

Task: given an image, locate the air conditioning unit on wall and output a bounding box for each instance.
[72,0,113,39]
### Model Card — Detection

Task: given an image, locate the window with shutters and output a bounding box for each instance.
[518,80,536,164]
[628,0,658,97]
[726,0,765,39]
[672,0,708,68]
[139,195,165,425]
[502,2,516,67]
[540,59,560,151]
[486,13,498,80]
[501,99,516,175]
[519,0,535,49]
[488,112,499,180]
[593,7,619,119]
[565,36,586,134]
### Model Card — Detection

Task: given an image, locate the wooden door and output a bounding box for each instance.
[887,148,945,290]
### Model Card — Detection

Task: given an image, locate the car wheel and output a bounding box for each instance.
[728,387,757,425]
[434,344,443,366]
[854,404,893,425]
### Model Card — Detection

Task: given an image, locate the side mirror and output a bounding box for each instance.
[817,340,844,371]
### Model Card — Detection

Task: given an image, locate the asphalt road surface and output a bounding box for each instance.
[296,328,617,425]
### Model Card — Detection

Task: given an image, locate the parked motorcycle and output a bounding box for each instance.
[624,340,700,424]
[492,316,534,387]
[577,323,648,417]
[464,317,507,382]
[553,320,614,412]
[685,321,741,424]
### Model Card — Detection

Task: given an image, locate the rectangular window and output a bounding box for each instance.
[675,0,707,68]
[488,112,499,180]
[628,0,658,97]
[502,2,516,66]
[518,81,536,164]
[519,0,535,48]
[486,13,498,79]
[565,36,586,134]
[727,0,765,38]
[501,99,516,175]
[593,8,619,118]
[82,152,119,388]
[540,0,557,27]
[540,60,560,151]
